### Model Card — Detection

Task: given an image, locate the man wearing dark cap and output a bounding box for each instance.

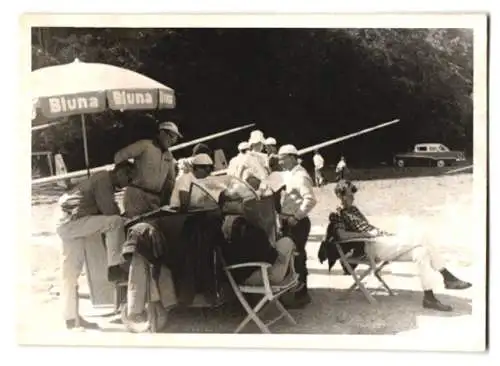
[114,121,182,217]
[192,143,212,156]
[330,179,472,312]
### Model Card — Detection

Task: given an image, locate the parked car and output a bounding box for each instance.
[393,143,466,168]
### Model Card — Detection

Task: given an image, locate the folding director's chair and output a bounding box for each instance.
[333,237,393,304]
[218,247,299,334]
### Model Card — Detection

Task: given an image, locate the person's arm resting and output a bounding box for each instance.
[329,212,373,241]
[114,140,149,164]
[337,228,376,240]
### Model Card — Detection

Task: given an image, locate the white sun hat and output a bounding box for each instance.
[264,137,277,146]
[278,144,299,156]
[192,153,214,166]
[238,141,250,151]
[249,130,265,144]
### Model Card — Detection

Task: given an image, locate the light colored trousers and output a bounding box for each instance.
[56,215,125,320]
[127,253,177,317]
[244,237,295,286]
[367,227,446,291]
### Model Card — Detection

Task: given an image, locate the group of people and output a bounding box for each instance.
[313,150,349,187]
[55,121,472,331]
[56,121,211,329]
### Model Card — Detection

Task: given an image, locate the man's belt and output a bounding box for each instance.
[128,184,161,196]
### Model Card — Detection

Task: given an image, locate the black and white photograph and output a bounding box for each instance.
[19,13,488,352]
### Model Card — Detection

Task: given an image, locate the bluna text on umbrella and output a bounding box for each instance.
[49,96,100,113]
[111,90,154,107]
[159,90,175,106]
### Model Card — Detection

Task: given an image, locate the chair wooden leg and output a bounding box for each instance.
[235,296,271,334]
[337,246,377,304]
[348,267,373,290]
[374,267,395,296]
[274,299,297,325]
[343,270,376,304]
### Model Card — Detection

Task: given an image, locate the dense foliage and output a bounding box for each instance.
[31,27,473,172]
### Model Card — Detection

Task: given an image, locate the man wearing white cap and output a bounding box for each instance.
[55,161,134,330]
[114,121,182,217]
[248,130,270,170]
[264,137,280,172]
[249,130,266,154]
[278,144,317,308]
[227,141,249,177]
[233,130,270,190]
[264,137,278,155]
[170,153,214,211]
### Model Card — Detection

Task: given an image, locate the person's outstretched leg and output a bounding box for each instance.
[424,241,472,290]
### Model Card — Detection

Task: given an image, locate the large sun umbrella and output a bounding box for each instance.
[31,58,176,175]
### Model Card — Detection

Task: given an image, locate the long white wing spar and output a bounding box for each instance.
[32,123,256,186]
[212,118,400,176]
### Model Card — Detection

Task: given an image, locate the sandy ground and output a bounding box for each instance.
[19,173,484,350]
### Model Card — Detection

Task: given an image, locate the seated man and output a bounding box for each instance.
[121,220,178,327]
[55,161,133,330]
[330,179,472,312]
[221,215,295,286]
[169,153,215,211]
[122,212,227,328]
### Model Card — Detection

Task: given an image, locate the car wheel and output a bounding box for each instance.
[436,160,446,168]
[396,159,405,168]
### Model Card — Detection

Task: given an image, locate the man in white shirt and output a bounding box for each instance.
[233,130,271,191]
[169,153,214,211]
[278,144,317,308]
[313,149,325,187]
[248,130,271,171]
[335,156,347,181]
[227,141,249,177]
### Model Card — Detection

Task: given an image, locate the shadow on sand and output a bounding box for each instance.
[133,289,472,335]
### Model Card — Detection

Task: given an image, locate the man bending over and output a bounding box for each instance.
[56,161,133,330]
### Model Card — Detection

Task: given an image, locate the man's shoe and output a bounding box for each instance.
[423,298,453,312]
[445,279,472,290]
[66,317,100,330]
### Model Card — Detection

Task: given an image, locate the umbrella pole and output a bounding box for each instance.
[80,114,91,177]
